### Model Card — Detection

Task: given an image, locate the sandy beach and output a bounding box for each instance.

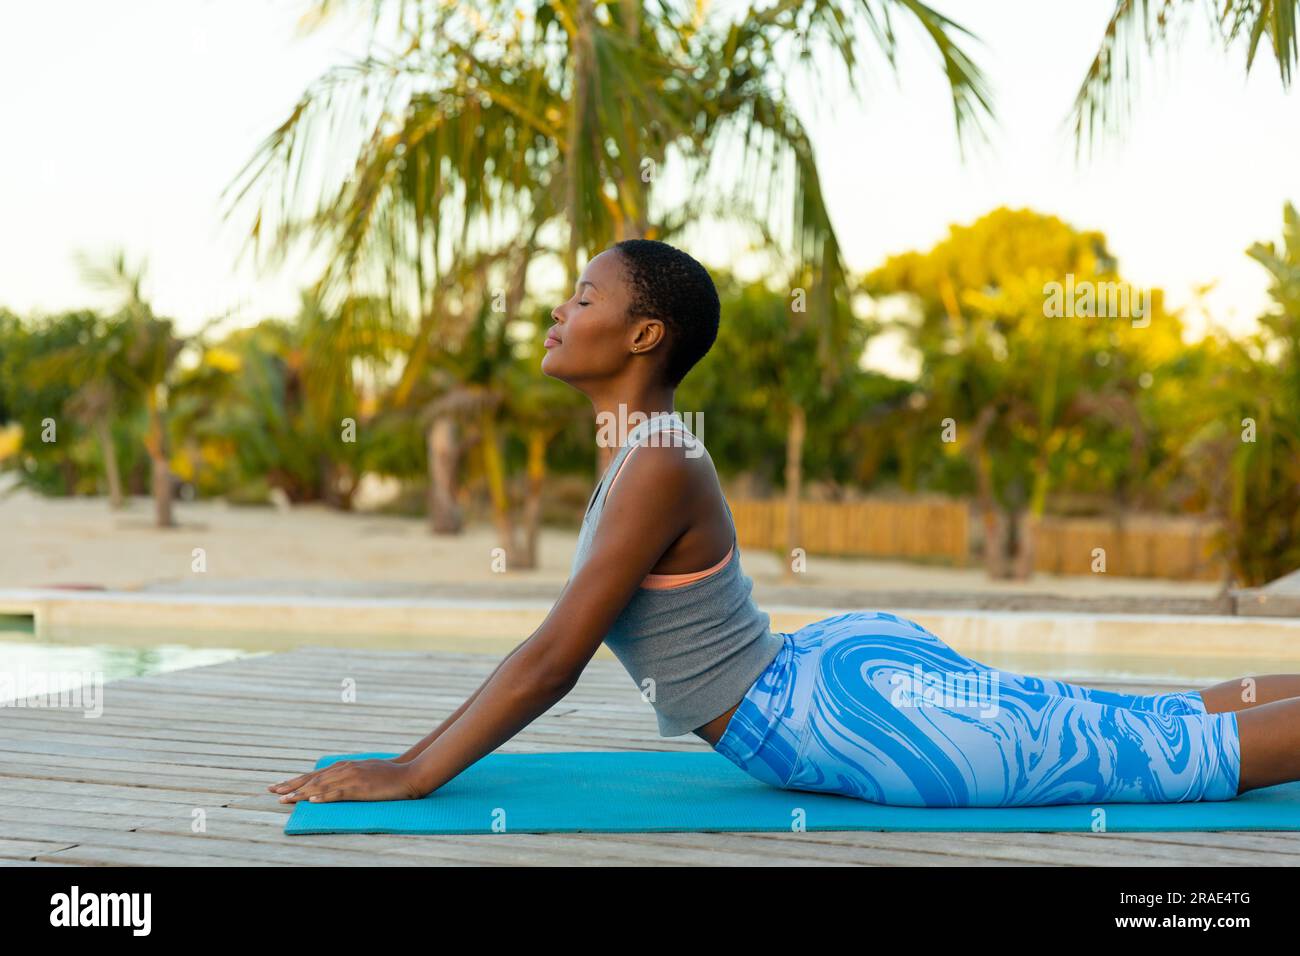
[1,488,1220,601]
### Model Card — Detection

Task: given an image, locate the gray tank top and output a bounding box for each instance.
[570,413,783,737]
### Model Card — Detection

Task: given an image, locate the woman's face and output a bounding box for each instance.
[542,248,642,387]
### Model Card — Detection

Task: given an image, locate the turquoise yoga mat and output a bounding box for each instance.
[283,750,1300,835]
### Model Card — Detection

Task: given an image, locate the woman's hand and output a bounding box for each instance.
[268,758,427,804]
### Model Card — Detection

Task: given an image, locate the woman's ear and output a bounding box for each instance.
[631,320,665,353]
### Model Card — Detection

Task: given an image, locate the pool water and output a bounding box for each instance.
[3,613,1296,707]
[0,618,259,704]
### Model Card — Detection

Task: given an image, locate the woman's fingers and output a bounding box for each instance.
[283,762,358,801]
[268,767,331,792]
[271,760,351,796]
[268,771,317,793]
[281,772,347,803]
[303,788,348,803]
[275,760,420,803]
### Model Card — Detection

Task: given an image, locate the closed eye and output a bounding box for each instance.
[578,300,590,306]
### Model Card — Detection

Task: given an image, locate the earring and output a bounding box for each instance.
[632,346,639,352]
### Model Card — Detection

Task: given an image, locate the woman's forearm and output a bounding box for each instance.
[391,640,527,763]
[406,652,570,795]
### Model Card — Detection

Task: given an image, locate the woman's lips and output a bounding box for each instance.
[544,332,561,348]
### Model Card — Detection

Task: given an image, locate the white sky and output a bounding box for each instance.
[1,0,1296,377]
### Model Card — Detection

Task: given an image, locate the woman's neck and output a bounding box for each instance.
[590,388,676,474]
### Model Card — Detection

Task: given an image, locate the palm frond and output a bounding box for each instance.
[1072,0,1300,156]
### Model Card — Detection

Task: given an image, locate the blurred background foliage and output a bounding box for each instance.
[3,204,1300,586]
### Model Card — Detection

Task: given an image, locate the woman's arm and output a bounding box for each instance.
[268,636,532,799]
[388,636,531,763]
[391,576,582,762]
[274,440,707,803]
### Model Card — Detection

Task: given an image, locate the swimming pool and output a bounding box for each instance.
[5,600,1300,708]
[5,581,1300,711]
[0,616,261,704]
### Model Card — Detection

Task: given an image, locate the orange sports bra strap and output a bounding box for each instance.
[640,542,735,589]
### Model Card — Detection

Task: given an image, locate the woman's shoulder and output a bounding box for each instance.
[608,418,712,497]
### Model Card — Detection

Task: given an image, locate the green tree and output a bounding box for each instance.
[866,207,1184,578]
[0,310,109,496]
[1183,203,1300,586]
[170,289,388,508]
[24,313,134,509]
[76,252,188,527]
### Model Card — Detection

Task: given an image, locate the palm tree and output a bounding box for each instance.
[26,313,132,509]
[1073,0,1300,151]
[416,272,579,569]
[125,317,184,527]
[76,250,189,527]
[16,310,119,500]
[63,349,128,510]
[224,0,992,568]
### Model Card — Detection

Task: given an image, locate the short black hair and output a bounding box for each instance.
[612,239,720,386]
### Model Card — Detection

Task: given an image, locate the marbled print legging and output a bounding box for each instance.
[713,611,1241,807]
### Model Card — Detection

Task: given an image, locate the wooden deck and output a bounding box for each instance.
[2,647,1298,866]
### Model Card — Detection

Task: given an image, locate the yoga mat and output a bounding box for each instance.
[283,750,1300,835]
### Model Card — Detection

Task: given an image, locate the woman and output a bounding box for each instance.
[272,239,1300,808]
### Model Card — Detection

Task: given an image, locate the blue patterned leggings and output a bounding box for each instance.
[714,611,1241,807]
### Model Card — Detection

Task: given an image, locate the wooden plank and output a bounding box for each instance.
[36,847,271,867]
[0,838,79,862]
